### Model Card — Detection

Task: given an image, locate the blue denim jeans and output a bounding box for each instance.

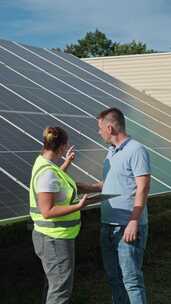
[101,224,148,304]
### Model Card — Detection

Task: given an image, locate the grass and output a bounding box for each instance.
[0,196,171,304]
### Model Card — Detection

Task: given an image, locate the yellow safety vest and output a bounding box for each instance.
[29,155,80,239]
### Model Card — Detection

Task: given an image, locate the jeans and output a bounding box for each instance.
[101,224,148,304]
[32,230,75,304]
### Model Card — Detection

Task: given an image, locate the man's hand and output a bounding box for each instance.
[123,174,150,243]
[123,220,139,243]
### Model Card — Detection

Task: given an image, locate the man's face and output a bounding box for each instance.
[98,118,112,144]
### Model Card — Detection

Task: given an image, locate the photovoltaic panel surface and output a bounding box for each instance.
[0,39,171,222]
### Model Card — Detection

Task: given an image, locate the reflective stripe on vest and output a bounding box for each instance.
[34,219,80,228]
[29,155,80,238]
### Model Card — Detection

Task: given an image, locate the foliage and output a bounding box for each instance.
[64,30,113,57]
[59,29,156,58]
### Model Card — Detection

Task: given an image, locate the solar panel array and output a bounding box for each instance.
[0,39,171,223]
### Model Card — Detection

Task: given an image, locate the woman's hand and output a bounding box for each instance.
[78,194,89,209]
[60,145,75,171]
[65,145,76,162]
[38,193,89,218]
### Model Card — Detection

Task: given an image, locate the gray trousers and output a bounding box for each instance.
[32,230,75,304]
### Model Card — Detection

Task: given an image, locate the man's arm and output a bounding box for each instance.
[76,181,103,194]
[123,174,150,243]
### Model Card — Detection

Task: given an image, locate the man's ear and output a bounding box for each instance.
[107,124,113,134]
[109,124,118,135]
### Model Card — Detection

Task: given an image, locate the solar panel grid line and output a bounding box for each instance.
[0,113,42,145]
[74,148,105,152]
[0,114,170,192]
[1,82,171,166]
[0,142,32,168]
[144,146,171,163]
[1,56,171,148]
[14,42,171,127]
[0,40,171,222]
[1,86,171,190]
[0,106,104,172]
[0,173,29,223]
[0,45,170,162]
[1,73,92,118]
[45,48,171,119]
[2,58,171,148]
[20,45,171,129]
[0,65,170,153]
[0,110,92,118]
[1,67,171,163]
[0,198,19,218]
[0,179,26,206]
[5,43,171,131]
[1,40,171,120]
[0,148,105,153]
[0,215,30,225]
[0,150,40,153]
[1,47,171,142]
[0,167,29,191]
[0,83,107,151]
[0,85,41,114]
[0,62,95,119]
[0,113,101,182]
[155,146,171,150]
[152,175,171,189]
[0,57,165,144]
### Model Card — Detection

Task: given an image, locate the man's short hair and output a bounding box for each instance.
[97,108,126,132]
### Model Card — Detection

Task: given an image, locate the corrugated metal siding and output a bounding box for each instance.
[83,53,171,107]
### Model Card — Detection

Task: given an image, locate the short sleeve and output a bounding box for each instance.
[36,169,60,193]
[130,146,151,177]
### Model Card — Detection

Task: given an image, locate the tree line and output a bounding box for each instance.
[52,29,156,58]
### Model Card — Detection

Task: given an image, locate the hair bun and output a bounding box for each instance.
[43,127,57,142]
[46,132,54,142]
[42,126,68,152]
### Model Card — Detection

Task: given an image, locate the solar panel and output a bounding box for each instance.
[0,39,171,223]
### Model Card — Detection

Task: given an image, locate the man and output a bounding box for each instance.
[97,107,151,304]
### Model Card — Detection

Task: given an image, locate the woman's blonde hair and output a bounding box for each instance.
[43,126,68,152]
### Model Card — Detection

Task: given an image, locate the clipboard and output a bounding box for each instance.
[85,193,120,204]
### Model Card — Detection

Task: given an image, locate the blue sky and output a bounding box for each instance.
[0,0,171,51]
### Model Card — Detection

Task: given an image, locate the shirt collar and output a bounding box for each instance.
[109,136,131,155]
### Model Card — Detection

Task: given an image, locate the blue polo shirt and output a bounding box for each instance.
[101,137,151,226]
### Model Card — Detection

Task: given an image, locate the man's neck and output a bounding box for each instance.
[111,133,129,146]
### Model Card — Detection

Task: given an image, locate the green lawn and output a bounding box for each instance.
[0,196,171,304]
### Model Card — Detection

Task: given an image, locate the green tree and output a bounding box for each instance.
[63,30,156,58]
[111,40,155,56]
[64,29,114,58]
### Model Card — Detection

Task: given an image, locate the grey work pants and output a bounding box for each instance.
[32,230,75,304]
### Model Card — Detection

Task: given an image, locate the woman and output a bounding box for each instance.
[29,126,88,304]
